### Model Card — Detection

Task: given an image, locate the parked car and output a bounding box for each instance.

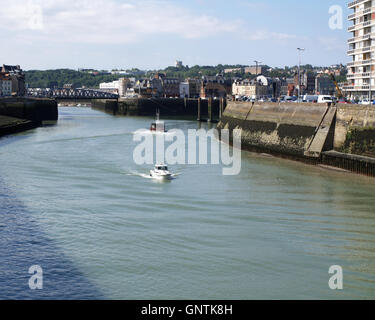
[359,99,371,105]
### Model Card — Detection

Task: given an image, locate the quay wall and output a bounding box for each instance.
[218,101,375,176]
[217,101,332,157]
[92,98,221,118]
[0,97,58,138]
[334,104,375,157]
[0,97,58,122]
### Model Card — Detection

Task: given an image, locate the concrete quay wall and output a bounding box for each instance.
[0,97,58,138]
[217,101,375,176]
[218,102,333,157]
[92,98,221,119]
[0,97,58,123]
[334,104,375,157]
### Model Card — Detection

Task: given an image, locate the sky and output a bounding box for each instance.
[0,0,350,70]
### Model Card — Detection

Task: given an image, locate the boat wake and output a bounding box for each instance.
[125,170,180,181]
[132,129,178,136]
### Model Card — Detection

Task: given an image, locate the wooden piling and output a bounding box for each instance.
[219,98,224,119]
[197,98,201,121]
[208,97,213,122]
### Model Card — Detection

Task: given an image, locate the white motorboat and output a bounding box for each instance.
[150,164,172,179]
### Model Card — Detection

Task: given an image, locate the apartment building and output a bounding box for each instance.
[0,72,12,96]
[346,0,375,100]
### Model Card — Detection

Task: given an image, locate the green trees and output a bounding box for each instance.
[25,69,122,88]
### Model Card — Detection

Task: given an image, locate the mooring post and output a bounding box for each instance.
[208,97,213,122]
[197,97,201,121]
[219,97,224,119]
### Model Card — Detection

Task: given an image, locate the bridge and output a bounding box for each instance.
[27,88,119,100]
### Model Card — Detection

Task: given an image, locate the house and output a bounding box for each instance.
[1,65,25,96]
[179,79,201,98]
[154,73,181,97]
[201,75,232,98]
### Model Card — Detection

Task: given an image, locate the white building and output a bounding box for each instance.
[99,78,130,97]
[111,70,128,75]
[346,0,375,100]
[99,80,119,90]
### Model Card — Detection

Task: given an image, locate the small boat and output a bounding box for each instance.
[150,109,167,133]
[150,164,172,179]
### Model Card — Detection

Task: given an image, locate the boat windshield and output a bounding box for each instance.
[156,166,168,170]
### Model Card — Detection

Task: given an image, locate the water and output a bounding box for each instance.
[0,106,375,299]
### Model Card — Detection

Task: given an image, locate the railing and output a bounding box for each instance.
[27,88,119,99]
[347,59,373,67]
[348,6,374,19]
[348,19,375,32]
[342,84,371,90]
[347,72,372,78]
[349,0,368,8]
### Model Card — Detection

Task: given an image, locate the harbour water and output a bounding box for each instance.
[0,107,374,299]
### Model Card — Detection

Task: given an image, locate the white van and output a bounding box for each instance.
[317,95,333,103]
[303,95,318,103]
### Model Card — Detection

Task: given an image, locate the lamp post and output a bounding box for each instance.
[297,48,305,102]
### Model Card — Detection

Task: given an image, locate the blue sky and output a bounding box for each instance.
[0,0,349,70]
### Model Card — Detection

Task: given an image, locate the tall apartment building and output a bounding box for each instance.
[346,0,375,100]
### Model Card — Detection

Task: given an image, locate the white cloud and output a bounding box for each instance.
[0,0,241,44]
[0,0,296,45]
[244,30,297,41]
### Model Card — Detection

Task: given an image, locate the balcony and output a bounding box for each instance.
[347,59,373,67]
[347,33,374,45]
[347,72,373,79]
[343,84,371,91]
[363,20,372,27]
[348,6,375,20]
[348,19,375,32]
[362,46,371,52]
[349,0,369,9]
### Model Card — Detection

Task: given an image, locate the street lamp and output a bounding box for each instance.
[297,48,305,102]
